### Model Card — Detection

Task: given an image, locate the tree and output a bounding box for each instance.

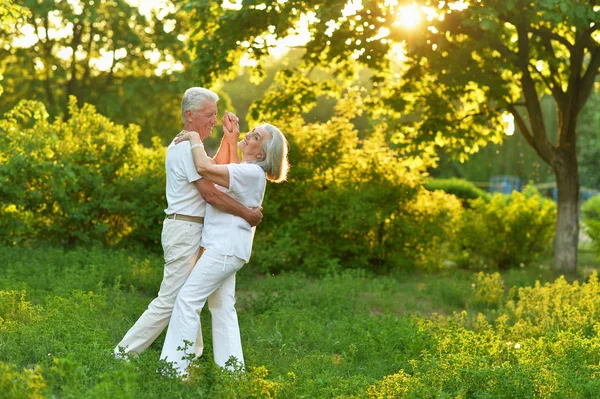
[0,1,29,96]
[1,0,193,144]
[187,0,599,271]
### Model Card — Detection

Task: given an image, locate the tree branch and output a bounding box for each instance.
[516,22,555,163]
[81,24,95,102]
[559,31,587,146]
[577,45,600,112]
[66,21,84,110]
[33,11,55,112]
[507,103,538,153]
[528,60,564,101]
[536,35,567,109]
[530,27,574,50]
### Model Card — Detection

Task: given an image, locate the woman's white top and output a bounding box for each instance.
[201,163,266,262]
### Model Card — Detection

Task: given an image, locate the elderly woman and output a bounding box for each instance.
[160,121,289,377]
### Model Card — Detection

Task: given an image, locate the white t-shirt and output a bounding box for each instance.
[164,140,206,217]
[201,163,266,262]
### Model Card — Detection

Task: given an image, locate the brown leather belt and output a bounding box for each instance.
[165,214,205,224]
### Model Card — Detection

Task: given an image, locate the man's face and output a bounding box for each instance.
[187,100,217,140]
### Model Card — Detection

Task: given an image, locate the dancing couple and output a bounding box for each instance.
[114,87,289,377]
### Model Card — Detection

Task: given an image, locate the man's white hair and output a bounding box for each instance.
[181,87,219,123]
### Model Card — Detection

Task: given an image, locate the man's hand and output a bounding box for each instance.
[246,206,263,227]
[196,180,263,226]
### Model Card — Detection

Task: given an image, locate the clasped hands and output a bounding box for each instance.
[221,111,240,145]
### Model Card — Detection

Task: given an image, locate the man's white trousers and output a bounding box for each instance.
[114,219,237,359]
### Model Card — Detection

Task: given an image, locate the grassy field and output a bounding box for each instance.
[1,245,599,398]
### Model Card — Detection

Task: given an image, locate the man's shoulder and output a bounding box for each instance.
[166,141,191,158]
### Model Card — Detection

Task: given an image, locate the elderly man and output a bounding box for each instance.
[114,87,260,358]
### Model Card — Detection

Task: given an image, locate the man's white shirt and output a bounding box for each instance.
[164,140,206,217]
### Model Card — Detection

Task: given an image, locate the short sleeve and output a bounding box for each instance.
[181,144,202,183]
[226,164,263,195]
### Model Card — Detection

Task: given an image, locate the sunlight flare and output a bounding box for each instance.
[502,113,515,136]
[394,4,421,29]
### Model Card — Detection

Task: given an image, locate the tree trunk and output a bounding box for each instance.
[553,146,579,272]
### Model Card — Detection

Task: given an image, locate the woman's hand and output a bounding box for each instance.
[174,130,200,144]
[222,111,234,133]
[223,111,240,145]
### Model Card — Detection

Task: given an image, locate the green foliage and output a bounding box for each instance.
[424,177,490,206]
[454,189,556,269]
[1,245,600,398]
[0,362,46,399]
[187,0,599,272]
[0,290,38,328]
[248,92,462,274]
[359,272,600,398]
[471,272,506,308]
[0,0,193,144]
[0,245,459,398]
[0,98,166,248]
[582,195,600,258]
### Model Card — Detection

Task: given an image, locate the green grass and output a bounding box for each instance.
[1,245,599,398]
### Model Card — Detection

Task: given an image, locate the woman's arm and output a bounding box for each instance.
[176,131,231,188]
[213,111,236,165]
[212,134,230,165]
[227,131,240,164]
[224,111,240,164]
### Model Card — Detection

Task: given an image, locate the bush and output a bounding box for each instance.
[0,290,37,328]
[0,363,46,399]
[424,178,489,206]
[453,187,556,269]
[582,195,600,257]
[470,272,506,308]
[248,92,462,274]
[358,272,600,398]
[0,98,166,249]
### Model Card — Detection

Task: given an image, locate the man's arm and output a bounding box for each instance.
[195,179,263,226]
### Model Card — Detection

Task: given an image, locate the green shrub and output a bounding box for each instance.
[503,272,600,339]
[249,93,461,274]
[470,272,505,308]
[454,188,556,269]
[0,363,46,399]
[0,290,37,328]
[582,195,600,257]
[424,178,489,206]
[357,272,600,398]
[0,98,165,249]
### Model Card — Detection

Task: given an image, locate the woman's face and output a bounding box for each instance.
[239,125,271,161]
